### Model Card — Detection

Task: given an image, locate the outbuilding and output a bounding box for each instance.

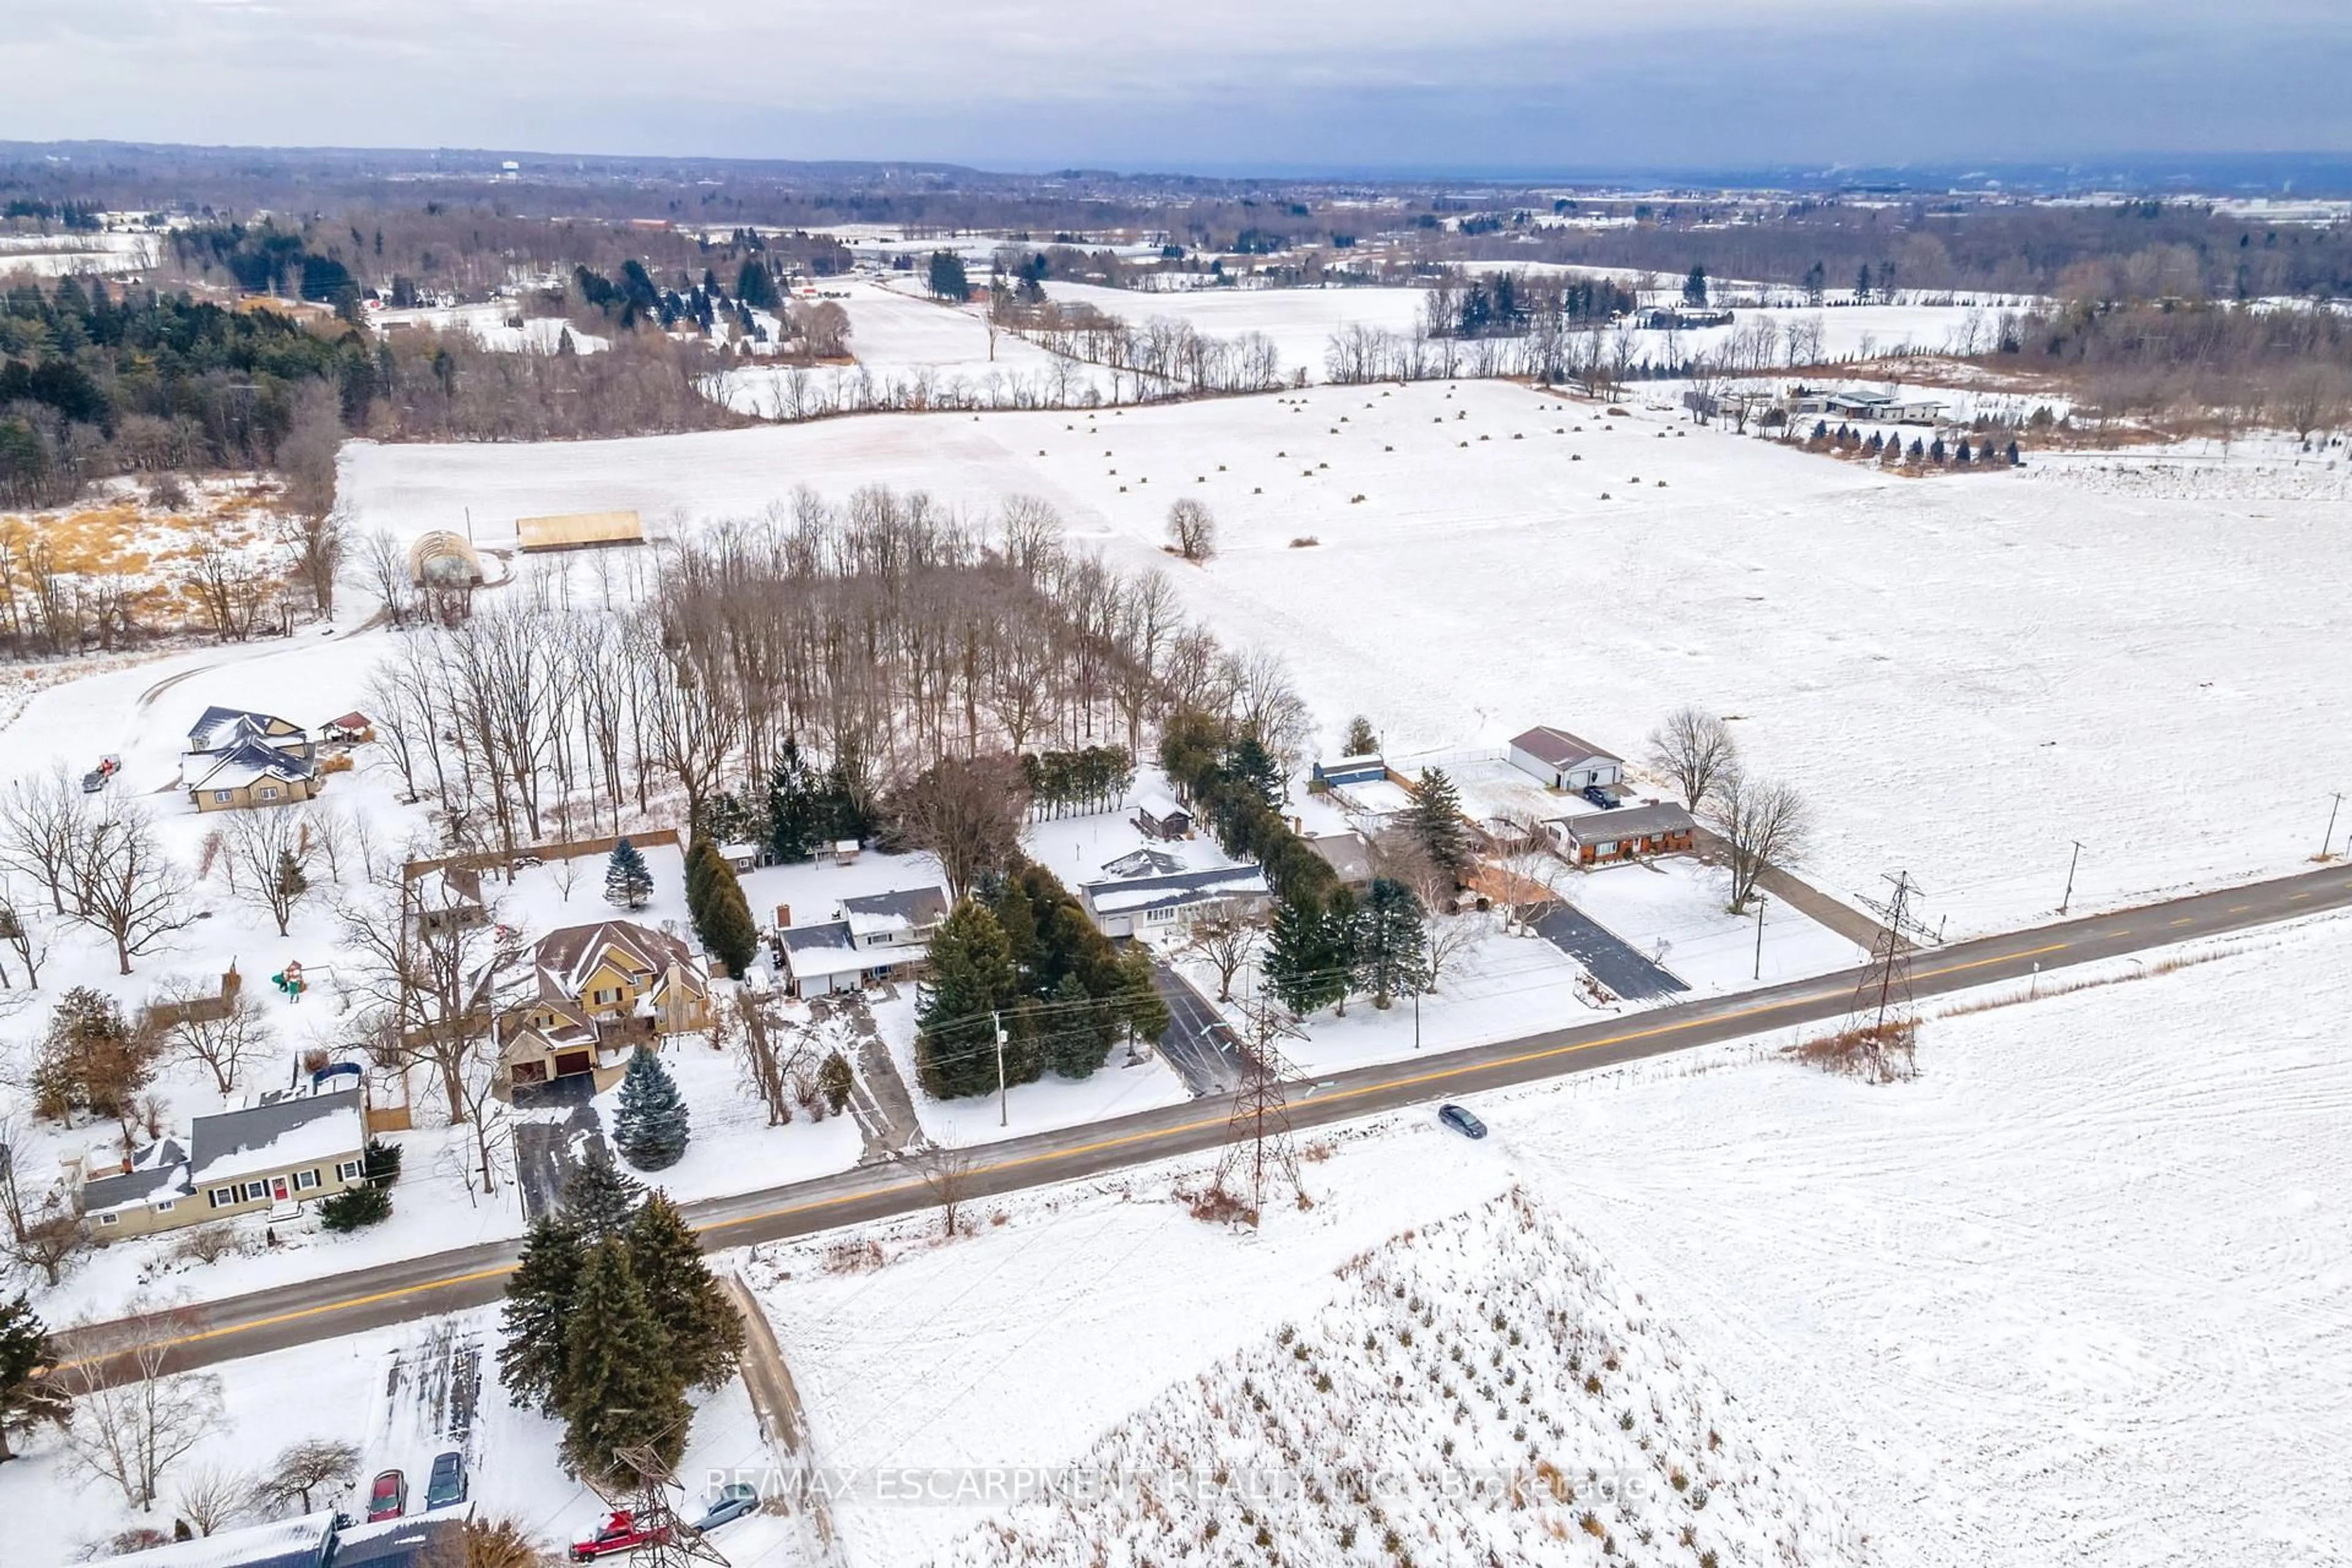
[1507,726,1624,793]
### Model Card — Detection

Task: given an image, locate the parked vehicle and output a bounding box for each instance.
[690,1483,761,1533]
[571,1510,670,1561]
[367,1469,407,1521]
[425,1450,467,1509]
[1581,784,1622,810]
[1436,1104,1488,1140]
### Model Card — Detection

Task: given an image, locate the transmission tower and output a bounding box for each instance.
[1849,870,1931,1082]
[1212,997,1306,1224]
[584,1444,731,1568]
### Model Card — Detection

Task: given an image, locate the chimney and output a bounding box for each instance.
[775,903,792,929]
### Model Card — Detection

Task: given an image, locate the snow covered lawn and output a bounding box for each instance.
[1566,856,1867,993]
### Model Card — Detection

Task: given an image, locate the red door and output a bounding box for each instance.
[272,1177,289,1201]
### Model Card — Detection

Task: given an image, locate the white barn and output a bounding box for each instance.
[1507,726,1624,793]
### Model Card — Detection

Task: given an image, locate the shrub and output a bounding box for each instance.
[318,1182,391,1232]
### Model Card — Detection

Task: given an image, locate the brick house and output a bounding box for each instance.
[1550,802,1698,866]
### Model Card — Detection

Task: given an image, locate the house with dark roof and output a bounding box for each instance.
[183,706,322,812]
[84,1510,466,1568]
[1549,802,1698,865]
[775,886,949,997]
[498,919,712,1092]
[81,1087,368,1240]
[1304,830,1375,891]
[1080,862,1271,939]
[1507,726,1625,793]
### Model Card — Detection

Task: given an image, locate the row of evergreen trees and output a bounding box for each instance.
[1020,745,1137,820]
[1811,421,2022,466]
[1264,877,1433,1015]
[1158,713,1340,909]
[916,865,1170,1098]
[685,838,760,979]
[693,738,878,866]
[498,1159,742,1483]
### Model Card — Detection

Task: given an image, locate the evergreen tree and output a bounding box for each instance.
[916,901,1020,1098]
[497,1216,584,1414]
[927,251,971,301]
[1855,263,1873,303]
[817,1050,855,1114]
[1341,714,1379,756]
[0,1292,68,1463]
[1682,264,1708,307]
[1929,436,1947,463]
[1404,767,1472,884]
[273,849,308,925]
[1115,948,1171,1048]
[764,739,820,863]
[1226,736,1283,809]
[626,1194,744,1393]
[735,258,779,311]
[1044,972,1115,1080]
[560,1150,644,1240]
[1956,438,1973,464]
[2007,439,2021,466]
[318,1181,391,1231]
[605,837,653,910]
[614,1049,691,1171]
[1352,878,1431,1010]
[555,1239,689,1483]
[704,874,760,981]
[1264,893,1351,1017]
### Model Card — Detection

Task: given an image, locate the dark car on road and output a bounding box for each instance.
[367,1469,407,1521]
[690,1483,761,1533]
[425,1450,467,1510]
[1437,1104,1488,1139]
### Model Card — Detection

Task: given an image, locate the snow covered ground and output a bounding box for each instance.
[339,378,2352,940]
[739,909,2352,1568]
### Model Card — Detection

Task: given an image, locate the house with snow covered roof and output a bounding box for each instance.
[1548,802,1698,865]
[776,885,949,997]
[497,919,711,1091]
[183,705,323,812]
[1507,726,1624,793]
[80,1086,368,1240]
[1080,862,1272,939]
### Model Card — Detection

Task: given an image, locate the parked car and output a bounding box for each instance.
[690,1483,761,1533]
[1436,1104,1488,1140]
[367,1469,407,1521]
[571,1510,670,1561]
[1581,784,1622,810]
[425,1450,467,1510]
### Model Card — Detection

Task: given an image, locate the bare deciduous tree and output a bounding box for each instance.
[0,770,88,916]
[734,991,816,1129]
[1646,706,1741,810]
[173,1460,251,1536]
[251,1438,361,1517]
[1709,772,1811,914]
[223,806,317,938]
[59,1313,221,1512]
[1180,902,1264,1002]
[69,805,198,975]
[162,985,271,1095]
[890,753,1030,904]
[916,1140,976,1240]
[0,885,50,989]
[1165,497,1218,563]
[339,869,520,1126]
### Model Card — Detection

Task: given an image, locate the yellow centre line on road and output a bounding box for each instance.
[2229,905,2253,914]
[97,938,2081,1362]
[2171,917,2195,926]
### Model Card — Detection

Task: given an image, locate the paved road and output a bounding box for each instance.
[62,861,2352,1376]
[1148,959,1251,1096]
[1532,902,1689,1000]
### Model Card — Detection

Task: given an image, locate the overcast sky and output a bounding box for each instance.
[5,0,2348,174]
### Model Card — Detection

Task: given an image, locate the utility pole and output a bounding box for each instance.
[992,1009,1007,1128]
[2059,839,2084,914]
[1752,893,1768,981]
[1213,997,1305,1226]
[2324,793,2345,862]
[1849,870,1928,1083]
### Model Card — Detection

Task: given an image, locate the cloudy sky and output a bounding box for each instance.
[4,0,2346,173]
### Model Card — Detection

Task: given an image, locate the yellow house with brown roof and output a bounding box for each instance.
[499,919,710,1094]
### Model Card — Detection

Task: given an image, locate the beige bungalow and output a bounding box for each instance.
[81,1088,369,1240]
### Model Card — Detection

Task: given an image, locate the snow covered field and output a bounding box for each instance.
[341,378,2352,939]
[742,909,2352,1568]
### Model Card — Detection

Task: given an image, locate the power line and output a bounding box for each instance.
[1849,870,1924,1082]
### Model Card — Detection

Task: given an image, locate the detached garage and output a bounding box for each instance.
[1507,726,1624,793]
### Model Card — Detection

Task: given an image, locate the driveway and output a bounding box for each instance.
[1534,903,1691,1001]
[1148,959,1251,1096]
[510,1074,609,1222]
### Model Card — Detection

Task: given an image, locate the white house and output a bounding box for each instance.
[1507,726,1624,793]
[777,885,949,996]
[1080,863,1272,939]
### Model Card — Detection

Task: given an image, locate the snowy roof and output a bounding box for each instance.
[85,1511,336,1568]
[1305,831,1374,884]
[1509,725,1623,771]
[535,919,700,998]
[1102,847,1184,879]
[1136,791,1189,821]
[187,705,305,755]
[841,886,948,936]
[1552,802,1696,845]
[778,919,926,981]
[81,1137,190,1215]
[331,1514,468,1568]
[1082,864,1270,916]
[187,1088,366,1188]
[186,736,318,792]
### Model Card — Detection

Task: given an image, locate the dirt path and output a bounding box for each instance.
[722,1272,847,1566]
[1692,826,1893,951]
[817,995,927,1164]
